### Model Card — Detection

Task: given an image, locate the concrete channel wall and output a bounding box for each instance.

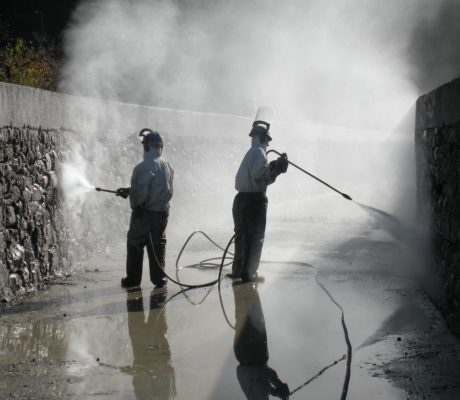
[0,82,249,137]
[416,75,460,334]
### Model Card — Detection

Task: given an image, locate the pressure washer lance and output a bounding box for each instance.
[95,187,118,194]
[267,149,352,201]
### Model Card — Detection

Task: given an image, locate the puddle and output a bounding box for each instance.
[0,257,408,400]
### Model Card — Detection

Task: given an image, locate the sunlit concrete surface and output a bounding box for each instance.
[1,216,460,400]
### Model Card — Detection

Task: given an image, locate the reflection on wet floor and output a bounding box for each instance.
[232,281,290,399]
[3,213,460,399]
[0,317,67,362]
[0,242,436,400]
[122,288,176,399]
[0,260,350,399]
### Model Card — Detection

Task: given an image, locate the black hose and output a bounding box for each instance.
[175,232,235,306]
[260,260,352,399]
[314,272,352,400]
[168,231,353,399]
[170,231,354,397]
[145,227,352,399]
[147,229,236,289]
[147,231,231,289]
[289,355,346,396]
[267,149,352,201]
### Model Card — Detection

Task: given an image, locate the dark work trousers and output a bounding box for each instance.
[126,208,168,287]
[232,192,268,281]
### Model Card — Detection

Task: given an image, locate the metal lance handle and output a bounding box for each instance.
[95,187,118,194]
[267,149,352,201]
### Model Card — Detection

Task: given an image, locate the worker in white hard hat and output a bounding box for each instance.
[116,128,174,289]
[231,118,288,283]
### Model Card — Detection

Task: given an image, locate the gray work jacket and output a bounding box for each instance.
[235,144,275,193]
[129,156,174,212]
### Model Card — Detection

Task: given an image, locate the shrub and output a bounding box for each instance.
[0,37,59,91]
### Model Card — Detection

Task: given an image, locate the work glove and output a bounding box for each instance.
[269,153,289,177]
[268,159,278,174]
[277,153,288,173]
[271,380,290,399]
[116,187,130,199]
[273,382,290,400]
[267,368,290,399]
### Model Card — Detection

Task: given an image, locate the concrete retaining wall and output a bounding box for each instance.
[0,82,250,137]
[416,76,460,334]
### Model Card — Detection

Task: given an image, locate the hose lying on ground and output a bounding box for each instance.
[148,230,235,289]
[148,229,352,400]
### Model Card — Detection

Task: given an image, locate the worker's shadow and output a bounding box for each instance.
[120,288,176,400]
[231,282,290,400]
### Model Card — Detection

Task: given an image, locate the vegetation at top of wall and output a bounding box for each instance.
[0,19,59,91]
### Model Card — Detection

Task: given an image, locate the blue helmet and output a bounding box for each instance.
[139,128,163,150]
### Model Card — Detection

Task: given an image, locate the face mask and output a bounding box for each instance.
[258,135,269,150]
[252,135,269,148]
[143,146,162,160]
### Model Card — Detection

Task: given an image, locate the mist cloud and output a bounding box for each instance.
[55,0,458,259]
[58,0,449,130]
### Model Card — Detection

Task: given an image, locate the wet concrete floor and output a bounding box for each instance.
[1,218,460,399]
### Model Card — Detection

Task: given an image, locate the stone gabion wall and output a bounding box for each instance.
[0,126,69,302]
[416,76,460,334]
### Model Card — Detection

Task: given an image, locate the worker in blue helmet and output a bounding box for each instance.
[230,120,288,283]
[116,128,174,289]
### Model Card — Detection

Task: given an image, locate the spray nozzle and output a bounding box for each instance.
[95,187,117,194]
